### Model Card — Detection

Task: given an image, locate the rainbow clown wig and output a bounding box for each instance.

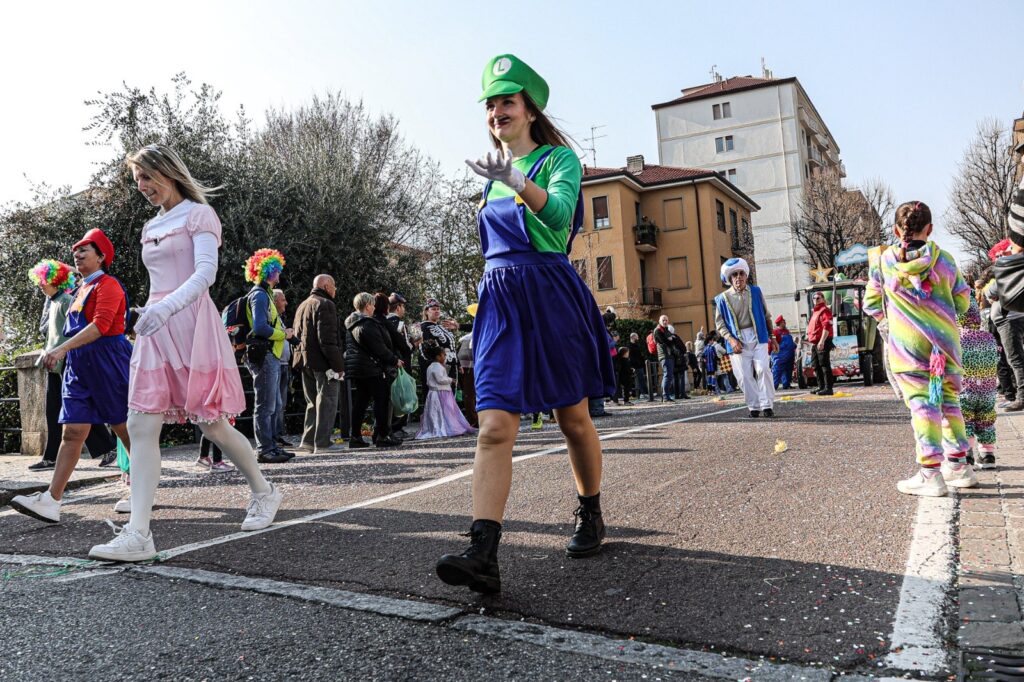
[244,248,286,285]
[28,259,77,292]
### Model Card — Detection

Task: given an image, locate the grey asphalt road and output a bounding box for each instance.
[0,386,924,679]
[0,571,703,681]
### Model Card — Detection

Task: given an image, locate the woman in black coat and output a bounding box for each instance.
[344,292,402,448]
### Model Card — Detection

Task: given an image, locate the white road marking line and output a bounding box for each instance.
[885,494,955,674]
[137,565,462,622]
[136,564,830,680]
[0,552,105,567]
[157,404,752,560]
[454,616,832,682]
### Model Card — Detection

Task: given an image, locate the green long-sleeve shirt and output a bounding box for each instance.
[44,292,73,374]
[483,144,582,253]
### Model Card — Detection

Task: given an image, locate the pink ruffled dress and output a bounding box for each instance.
[127,200,246,423]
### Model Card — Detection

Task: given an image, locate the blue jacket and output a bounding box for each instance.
[714,285,771,344]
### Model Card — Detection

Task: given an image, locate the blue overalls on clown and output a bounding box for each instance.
[60,271,133,426]
[472,147,616,414]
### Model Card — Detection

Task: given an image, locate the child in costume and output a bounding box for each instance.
[89,145,281,562]
[714,258,777,417]
[416,341,477,440]
[957,294,998,469]
[436,54,615,594]
[863,201,975,496]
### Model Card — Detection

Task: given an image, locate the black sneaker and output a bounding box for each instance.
[28,459,56,471]
[978,454,997,470]
[762,408,774,418]
[374,436,403,448]
[748,410,760,418]
[97,451,118,467]
[818,389,834,396]
[257,451,290,464]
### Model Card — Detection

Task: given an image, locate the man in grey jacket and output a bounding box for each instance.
[292,275,346,452]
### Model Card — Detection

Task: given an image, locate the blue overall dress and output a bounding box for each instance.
[59,274,133,425]
[473,147,616,414]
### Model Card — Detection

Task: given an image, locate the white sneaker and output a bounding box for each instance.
[241,483,283,531]
[88,521,157,562]
[941,461,979,489]
[897,470,948,497]
[9,490,61,523]
[113,496,131,513]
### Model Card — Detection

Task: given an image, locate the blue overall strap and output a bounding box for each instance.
[525,147,556,180]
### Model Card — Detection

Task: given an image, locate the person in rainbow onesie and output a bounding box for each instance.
[863,201,975,497]
[713,257,777,418]
[435,54,616,595]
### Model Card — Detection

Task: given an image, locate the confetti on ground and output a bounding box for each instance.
[774,439,789,454]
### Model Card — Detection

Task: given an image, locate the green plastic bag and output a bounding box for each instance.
[116,438,130,474]
[391,367,418,416]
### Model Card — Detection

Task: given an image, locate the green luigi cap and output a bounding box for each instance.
[479,54,550,111]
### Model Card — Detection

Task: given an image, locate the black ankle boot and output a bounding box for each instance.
[436,519,502,594]
[566,494,606,558]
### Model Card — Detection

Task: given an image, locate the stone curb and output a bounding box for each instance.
[957,412,1024,654]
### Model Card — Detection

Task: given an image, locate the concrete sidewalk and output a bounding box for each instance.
[956,409,1024,652]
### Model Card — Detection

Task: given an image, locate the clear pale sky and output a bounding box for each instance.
[3,0,1021,263]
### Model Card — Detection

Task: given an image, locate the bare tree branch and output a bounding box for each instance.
[945,118,1016,261]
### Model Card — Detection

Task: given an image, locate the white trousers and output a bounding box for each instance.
[732,328,775,411]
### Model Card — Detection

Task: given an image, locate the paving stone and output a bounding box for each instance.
[960,539,1011,567]
[959,587,1022,622]
[958,621,1024,650]
[960,526,1007,542]
[959,569,1016,588]
[962,511,1006,527]
[961,498,1003,513]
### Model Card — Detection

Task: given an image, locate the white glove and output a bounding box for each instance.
[134,232,220,337]
[326,369,343,382]
[465,150,526,193]
[134,300,174,336]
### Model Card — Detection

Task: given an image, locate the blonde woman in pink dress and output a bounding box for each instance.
[89,145,282,562]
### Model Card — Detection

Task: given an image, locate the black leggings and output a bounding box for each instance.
[350,376,392,443]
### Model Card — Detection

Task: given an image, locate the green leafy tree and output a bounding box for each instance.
[0,75,438,349]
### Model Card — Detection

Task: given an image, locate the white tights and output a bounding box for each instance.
[126,412,272,535]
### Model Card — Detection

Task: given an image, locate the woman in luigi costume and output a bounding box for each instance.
[435,54,615,594]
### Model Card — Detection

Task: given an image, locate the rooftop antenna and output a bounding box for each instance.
[761,57,773,80]
[710,65,722,83]
[582,124,607,167]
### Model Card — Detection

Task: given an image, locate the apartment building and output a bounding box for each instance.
[652,71,844,328]
[573,155,759,342]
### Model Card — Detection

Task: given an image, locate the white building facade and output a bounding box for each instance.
[653,76,843,329]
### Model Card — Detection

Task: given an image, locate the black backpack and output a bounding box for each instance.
[222,295,252,354]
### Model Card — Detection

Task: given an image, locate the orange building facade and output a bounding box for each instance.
[573,155,759,343]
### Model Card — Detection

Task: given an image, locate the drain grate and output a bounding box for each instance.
[961,650,1024,681]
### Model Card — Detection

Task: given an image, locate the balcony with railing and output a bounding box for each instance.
[636,287,662,307]
[633,221,658,252]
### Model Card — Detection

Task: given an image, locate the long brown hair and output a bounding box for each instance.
[894,200,932,261]
[489,93,574,150]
